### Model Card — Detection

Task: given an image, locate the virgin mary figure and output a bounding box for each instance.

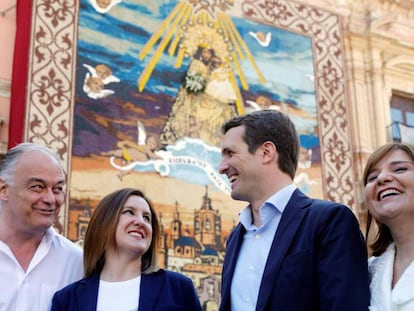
[160,24,238,147]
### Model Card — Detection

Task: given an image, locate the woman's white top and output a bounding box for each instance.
[97,275,141,311]
[369,243,414,311]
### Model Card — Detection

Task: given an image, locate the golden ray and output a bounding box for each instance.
[168,6,192,57]
[219,12,266,85]
[139,1,186,60]
[230,50,248,90]
[174,46,186,68]
[229,69,245,114]
[138,3,189,91]
[198,10,208,24]
[216,13,244,61]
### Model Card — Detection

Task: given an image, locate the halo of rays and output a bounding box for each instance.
[137,1,266,114]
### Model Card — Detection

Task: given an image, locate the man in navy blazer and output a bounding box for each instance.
[218,110,369,311]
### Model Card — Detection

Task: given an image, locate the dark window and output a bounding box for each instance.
[388,92,414,142]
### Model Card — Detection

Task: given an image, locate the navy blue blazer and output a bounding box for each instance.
[51,269,202,311]
[219,189,370,311]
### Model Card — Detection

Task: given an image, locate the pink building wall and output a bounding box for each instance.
[0,1,16,152]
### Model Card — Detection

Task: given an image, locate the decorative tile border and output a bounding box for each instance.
[25,0,78,233]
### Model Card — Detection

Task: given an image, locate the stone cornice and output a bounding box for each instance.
[295,0,414,47]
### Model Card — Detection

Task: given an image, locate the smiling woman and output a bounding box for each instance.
[51,188,202,311]
[363,142,414,311]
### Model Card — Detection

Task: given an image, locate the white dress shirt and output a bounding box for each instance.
[0,227,83,311]
[230,184,296,311]
[369,243,414,311]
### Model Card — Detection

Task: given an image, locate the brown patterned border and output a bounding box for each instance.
[25,0,78,233]
[24,0,355,233]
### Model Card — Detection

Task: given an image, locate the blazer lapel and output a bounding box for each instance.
[393,259,414,306]
[371,243,414,307]
[221,224,245,310]
[256,189,311,310]
[76,273,100,310]
[139,271,164,310]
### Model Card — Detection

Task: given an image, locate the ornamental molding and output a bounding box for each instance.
[295,0,414,47]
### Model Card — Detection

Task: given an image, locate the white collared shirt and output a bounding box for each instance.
[0,227,83,311]
[230,184,296,311]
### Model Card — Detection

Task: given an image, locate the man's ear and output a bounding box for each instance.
[261,141,276,164]
[0,178,8,200]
